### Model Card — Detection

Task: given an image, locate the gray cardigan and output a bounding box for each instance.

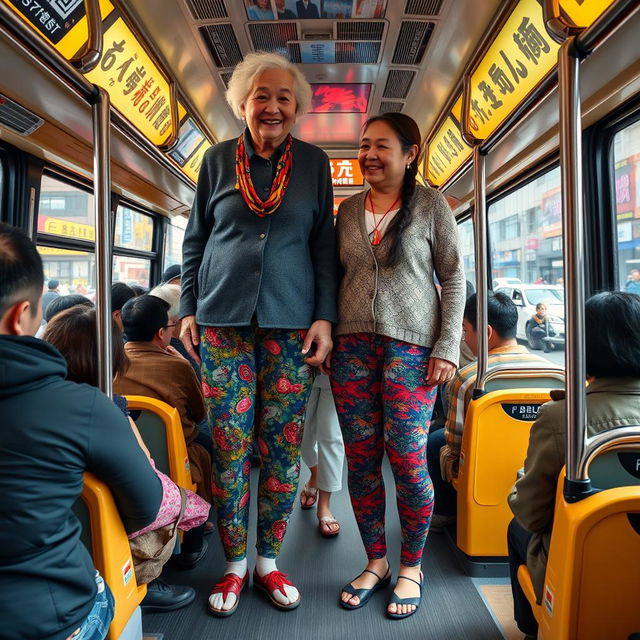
[335,185,465,365]
[180,134,337,328]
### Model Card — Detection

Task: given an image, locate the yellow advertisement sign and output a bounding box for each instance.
[38,247,87,256]
[84,15,175,146]
[466,0,560,141]
[182,140,212,183]
[427,114,473,187]
[43,216,95,242]
[559,0,615,28]
[2,0,114,59]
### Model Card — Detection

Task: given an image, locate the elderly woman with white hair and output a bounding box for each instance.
[179,52,337,616]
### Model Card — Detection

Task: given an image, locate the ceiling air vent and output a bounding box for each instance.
[382,69,415,99]
[287,42,302,63]
[199,23,242,68]
[404,0,443,16]
[336,21,384,41]
[0,94,43,136]
[220,71,233,88]
[379,101,404,113]
[249,22,299,58]
[185,0,227,20]
[336,41,380,64]
[392,20,435,65]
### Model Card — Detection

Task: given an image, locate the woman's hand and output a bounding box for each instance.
[302,320,333,372]
[427,357,456,387]
[180,315,201,365]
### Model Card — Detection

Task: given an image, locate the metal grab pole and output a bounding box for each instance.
[92,87,113,398]
[558,39,589,498]
[472,146,488,398]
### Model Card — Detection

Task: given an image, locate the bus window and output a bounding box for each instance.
[488,167,563,287]
[458,217,475,294]
[113,255,151,288]
[37,246,96,298]
[164,216,187,271]
[38,175,95,242]
[114,206,153,252]
[613,119,640,293]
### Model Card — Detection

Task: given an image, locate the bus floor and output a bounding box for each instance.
[142,458,512,640]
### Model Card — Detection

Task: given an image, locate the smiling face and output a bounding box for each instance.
[240,68,297,153]
[358,119,418,193]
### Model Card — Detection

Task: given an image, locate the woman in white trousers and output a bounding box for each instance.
[300,373,345,536]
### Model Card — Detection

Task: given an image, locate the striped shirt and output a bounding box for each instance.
[440,344,551,480]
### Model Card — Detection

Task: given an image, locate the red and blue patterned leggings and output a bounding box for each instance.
[330,333,437,567]
[200,326,313,561]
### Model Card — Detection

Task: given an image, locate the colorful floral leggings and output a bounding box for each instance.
[200,326,313,561]
[330,333,438,567]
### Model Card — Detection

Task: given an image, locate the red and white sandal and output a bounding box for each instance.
[253,569,301,611]
[208,571,248,617]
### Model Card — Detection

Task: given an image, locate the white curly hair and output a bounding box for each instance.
[225,52,312,120]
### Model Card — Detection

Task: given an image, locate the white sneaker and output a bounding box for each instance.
[430,514,456,532]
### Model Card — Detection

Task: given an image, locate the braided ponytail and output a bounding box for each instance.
[362,112,421,268]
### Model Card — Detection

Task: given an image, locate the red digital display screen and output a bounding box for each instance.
[310,84,371,113]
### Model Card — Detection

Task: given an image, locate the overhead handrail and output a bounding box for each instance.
[579,427,640,482]
[543,0,640,54]
[69,0,103,73]
[576,0,639,54]
[0,2,98,101]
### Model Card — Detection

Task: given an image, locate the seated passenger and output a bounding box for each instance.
[35,293,94,338]
[114,294,212,568]
[44,306,208,611]
[507,291,640,639]
[0,223,162,640]
[161,263,181,286]
[149,282,213,456]
[427,291,550,528]
[529,302,555,353]
[111,281,136,331]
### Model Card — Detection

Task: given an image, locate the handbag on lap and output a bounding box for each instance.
[129,487,187,585]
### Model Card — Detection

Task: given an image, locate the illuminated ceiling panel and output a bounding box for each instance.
[294,113,366,147]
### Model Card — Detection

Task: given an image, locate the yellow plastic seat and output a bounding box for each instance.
[72,472,146,640]
[125,395,196,492]
[517,464,640,640]
[455,387,555,559]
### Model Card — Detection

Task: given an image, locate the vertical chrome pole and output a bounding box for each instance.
[473,146,488,397]
[92,87,113,397]
[559,39,588,495]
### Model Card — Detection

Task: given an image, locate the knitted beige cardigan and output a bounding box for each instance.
[334,184,465,366]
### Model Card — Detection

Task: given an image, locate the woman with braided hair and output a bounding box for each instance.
[330,112,465,619]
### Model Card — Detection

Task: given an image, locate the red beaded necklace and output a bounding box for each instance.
[235,134,293,217]
[368,190,400,246]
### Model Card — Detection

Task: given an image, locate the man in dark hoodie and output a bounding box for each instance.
[0,223,164,640]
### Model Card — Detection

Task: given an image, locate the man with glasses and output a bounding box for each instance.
[114,295,212,570]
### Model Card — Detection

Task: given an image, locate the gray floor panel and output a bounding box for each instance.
[142,462,502,640]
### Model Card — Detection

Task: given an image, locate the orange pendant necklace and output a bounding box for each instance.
[368,191,400,245]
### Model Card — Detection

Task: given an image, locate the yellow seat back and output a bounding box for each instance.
[519,467,640,640]
[73,473,146,640]
[456,388,552,558]
[125,395,196,492]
